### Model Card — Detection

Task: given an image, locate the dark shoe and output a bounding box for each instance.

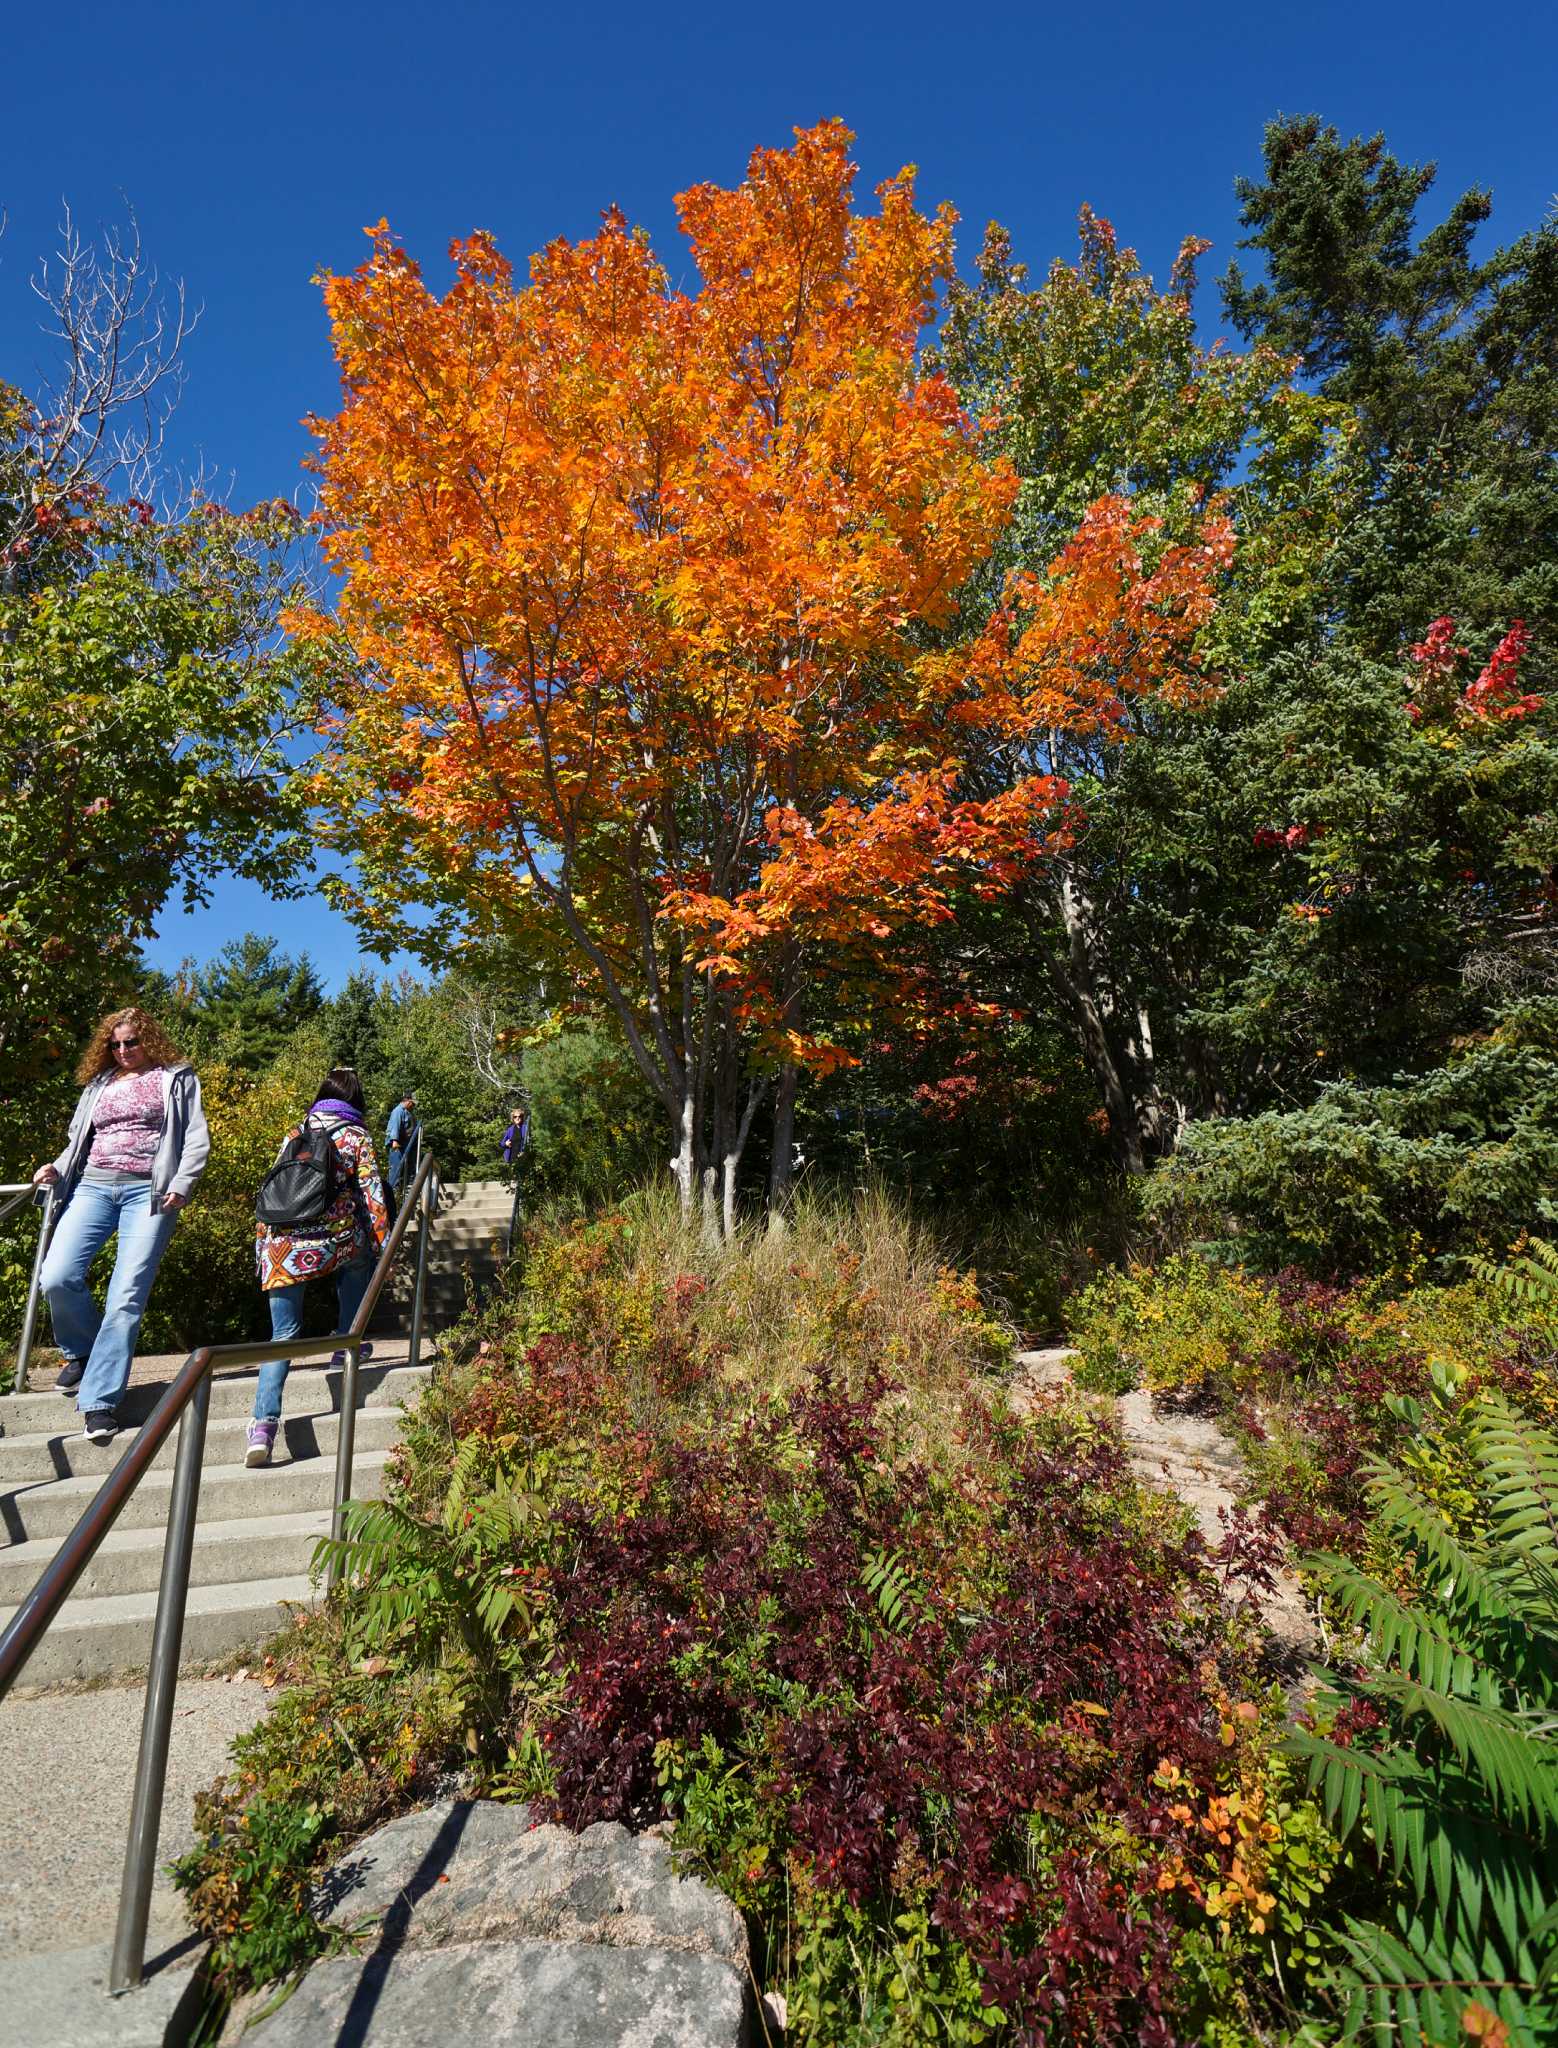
[56,1359,85,1396]
[328,1342,374,1368]
[83,1410,118,1446]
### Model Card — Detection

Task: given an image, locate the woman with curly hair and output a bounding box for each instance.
[32,1005,210,1444]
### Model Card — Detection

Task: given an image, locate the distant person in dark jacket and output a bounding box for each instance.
[33,1007,210,1445]
[385,1091,418,1192]
[501,1106,528,1169]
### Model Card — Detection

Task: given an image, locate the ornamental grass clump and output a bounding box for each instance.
[396,1186,1017,1507]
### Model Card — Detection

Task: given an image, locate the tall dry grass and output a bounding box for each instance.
[567,1182,1018,1457]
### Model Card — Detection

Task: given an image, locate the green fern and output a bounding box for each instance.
[313,1438,542,1752]
[1468,1224,1558,1308]
[1289,1395,1558,2047]
[860,1545,919,1633]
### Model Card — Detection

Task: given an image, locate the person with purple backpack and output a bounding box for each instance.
[247,1066,388,1468]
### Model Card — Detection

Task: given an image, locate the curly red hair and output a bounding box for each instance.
[74,1006,186,1085]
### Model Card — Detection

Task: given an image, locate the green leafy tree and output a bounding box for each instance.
[1222,113,1558,673]
[521,1017,665,1210]
[324,969,386,1079]
[168,933,326,1074]
[359,976,521,1179]
[1,208,335,1200]
[937,208,1350,1167]
[938,133,1558,1177]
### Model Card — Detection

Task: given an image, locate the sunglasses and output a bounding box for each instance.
[111,1036,142,1051]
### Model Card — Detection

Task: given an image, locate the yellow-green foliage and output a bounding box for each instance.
[1363,1277,1558,1420]
[1069,1254,1284,1395]
[1070,1252,1558,1412]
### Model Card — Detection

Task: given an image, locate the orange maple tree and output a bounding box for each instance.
[305,122,1230,1222]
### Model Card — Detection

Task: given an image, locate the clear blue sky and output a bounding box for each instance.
[4,0,1553,989]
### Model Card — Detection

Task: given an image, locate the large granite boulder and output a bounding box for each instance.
[243,1799,753,2047]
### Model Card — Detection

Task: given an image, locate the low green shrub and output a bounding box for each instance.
[171,1640,461,1999]
[314,1439,542,1758]
[1070,1254,1284,1397]
[1068,1251,1558,1561]
[1152,999,1558,1275]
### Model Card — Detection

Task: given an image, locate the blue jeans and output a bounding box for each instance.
[254,1259,372,1422]
[41,1179,180,1415]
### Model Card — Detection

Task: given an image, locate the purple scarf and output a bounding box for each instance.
[310,1098,365,1126]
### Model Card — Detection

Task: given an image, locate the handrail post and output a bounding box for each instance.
[407,1170,434,1374]
[15,1184,58,1395]
[326,1338,363,1590]
[109,1370,212,1994]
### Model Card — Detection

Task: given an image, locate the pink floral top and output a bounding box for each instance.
[87,1067,165,1175]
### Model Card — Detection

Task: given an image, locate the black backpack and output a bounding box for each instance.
[256,1116,343,1230]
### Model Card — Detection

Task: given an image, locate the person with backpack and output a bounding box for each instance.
[31,1006,210,1444]
[248,1066,388,1469]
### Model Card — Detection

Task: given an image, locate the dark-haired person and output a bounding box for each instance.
[31,1007,210,1444]
[248,1067,388,1468]
[384,1090,418,1194]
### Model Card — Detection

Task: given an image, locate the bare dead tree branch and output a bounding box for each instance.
[451,979,528,1098]
[4,201,200,553]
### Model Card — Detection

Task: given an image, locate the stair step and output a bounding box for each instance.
[0,1403,405,1484]
[0,1359,431,1437]
[0,1504,334,1604]
[0,1572,316,1690]
[0,1447,392,1544]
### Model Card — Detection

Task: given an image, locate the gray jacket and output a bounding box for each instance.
[50,1063,211,1206]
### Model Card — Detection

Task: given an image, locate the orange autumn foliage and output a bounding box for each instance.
[304,120,1231,1209]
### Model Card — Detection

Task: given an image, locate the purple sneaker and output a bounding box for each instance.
[328,1341,374,1368]
[245,1420,278,1469]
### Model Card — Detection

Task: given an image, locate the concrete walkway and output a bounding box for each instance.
[0,1674,269,1964]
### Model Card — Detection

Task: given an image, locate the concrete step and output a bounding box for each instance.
[0,1401,406,1485]
[1,1571,316,1689]
[0,1358,431,1437]
[0,1446,392,1544]
[0,1504,333,1604]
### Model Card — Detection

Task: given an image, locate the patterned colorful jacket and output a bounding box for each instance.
[256,1113,389,1291]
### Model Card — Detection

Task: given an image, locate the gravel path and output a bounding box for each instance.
[0,1675,269,1963]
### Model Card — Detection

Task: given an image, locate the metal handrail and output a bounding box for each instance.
[0,1181,60,1397]
[0,1145,440,1994]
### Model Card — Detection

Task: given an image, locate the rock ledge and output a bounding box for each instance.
[245,1799,753,2047]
